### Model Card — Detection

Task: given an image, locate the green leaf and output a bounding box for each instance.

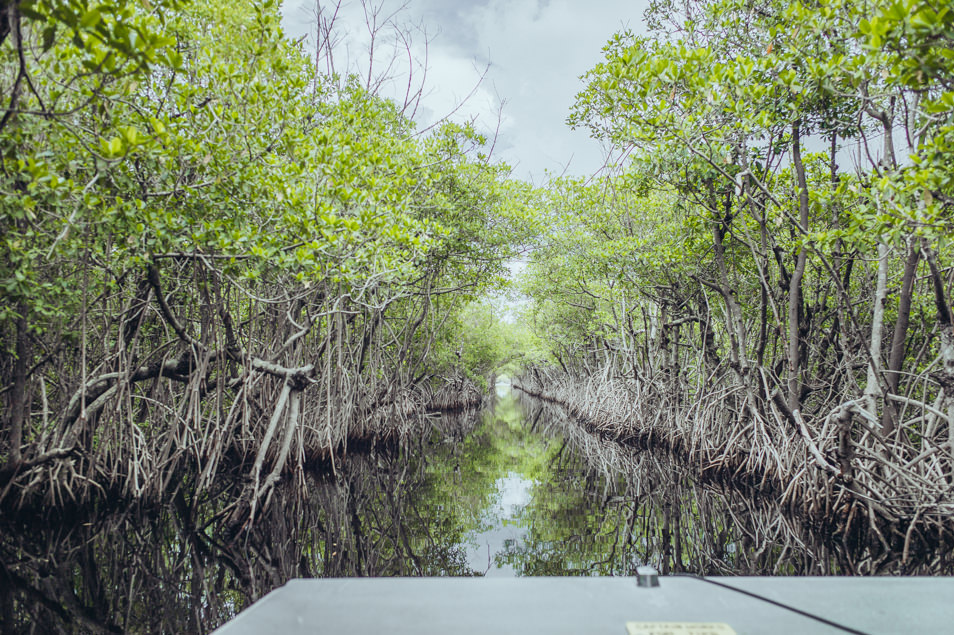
[121,126,138,145]
[80,8,101,28]
[41,25,57,51]
[17,3,46,21]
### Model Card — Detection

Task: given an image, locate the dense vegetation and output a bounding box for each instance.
[3,0,954,629]
[3,0,954,572]
[0,0,528,517]
[516,0,954,546]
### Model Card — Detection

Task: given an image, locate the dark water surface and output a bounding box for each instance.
[3,385,951,633]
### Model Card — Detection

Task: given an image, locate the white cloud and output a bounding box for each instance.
[281,0,650,182]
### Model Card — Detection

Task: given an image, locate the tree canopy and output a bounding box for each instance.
[0,0,531,511]
[518,0,954,536]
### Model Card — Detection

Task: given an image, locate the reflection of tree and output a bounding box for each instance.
[0,410,492,633]
[302,413,499,579]
[497,471,641,576]
[7,391,952,633]
[506,394,954,577]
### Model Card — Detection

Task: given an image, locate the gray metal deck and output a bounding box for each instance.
[212,575,954,634]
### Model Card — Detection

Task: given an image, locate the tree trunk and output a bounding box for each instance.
[864,242,890,413]
[881,237,920,435]
[922,241,954,460]
[788,119,810,413]
[711,190,747,372]
[6,305,29,466]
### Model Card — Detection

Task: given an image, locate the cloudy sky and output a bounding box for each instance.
[280,0,650,184]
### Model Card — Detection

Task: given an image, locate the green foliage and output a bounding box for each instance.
[429,302,532,389]
[0,0,534,492]
[522,0,954,436]
[0,0,527,344]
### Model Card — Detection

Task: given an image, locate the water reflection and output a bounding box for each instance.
[464,473,534,576]
[509,390,954,577]
[0,410,482,634]
[3,388,953,633]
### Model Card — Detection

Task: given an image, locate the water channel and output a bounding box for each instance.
[3,384,952,633]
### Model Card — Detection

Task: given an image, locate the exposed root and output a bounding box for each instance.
[514,370,954,553]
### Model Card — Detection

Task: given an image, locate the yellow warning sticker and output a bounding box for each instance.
[625,623,737,635]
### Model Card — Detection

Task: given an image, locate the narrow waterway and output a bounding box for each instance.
[3,385,951,632]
